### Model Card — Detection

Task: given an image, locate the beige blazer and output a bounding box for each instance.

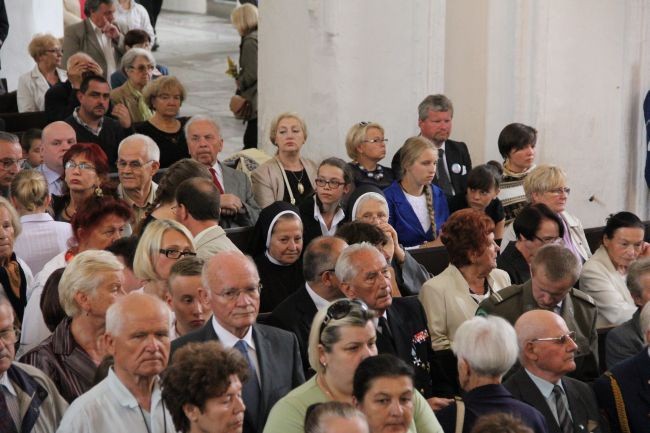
[110,82,151,123]
[251,156,318,208]
[419,264,511,351]
[62,18,126,78]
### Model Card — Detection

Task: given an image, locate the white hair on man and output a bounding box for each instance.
[334,242,384,283]
[452,315,519,378]
[184,114,221,140]
[118,133,161,162]
[105,292,170,335]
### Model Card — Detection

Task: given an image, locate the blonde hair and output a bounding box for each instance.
[230,3,258,36]
[0,197,21,238]
[28,33,60,61]
[523,164,567,202]
[142,76,187,110]
[133,219,195,281]
[400,136,438,237]
[269,112,308,145]
[345,122,385,160]
[10,170,49,213]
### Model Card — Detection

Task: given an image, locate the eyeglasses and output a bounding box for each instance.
[117,159,154,170]
[315,178,347,189]
[547,187,571,195]
[0,327,20,344]
[319,299,368,338]
[530,331,576,345]
[534,236,564,245]
[363,138,388,144]
[45,48,63,55]
[64,160,96,171]
[216,285,261,302]
[0,158,26,169]
[129,64,155,73]
[159,248,197,259]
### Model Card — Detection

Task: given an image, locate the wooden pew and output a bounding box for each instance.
[0,111,48,134]
[225,225,255,255]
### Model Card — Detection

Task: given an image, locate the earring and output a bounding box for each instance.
[94,186,103,197]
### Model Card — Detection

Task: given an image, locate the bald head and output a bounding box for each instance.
[106,292,170,335]
[42,121,76,172]
[203,251,259,292]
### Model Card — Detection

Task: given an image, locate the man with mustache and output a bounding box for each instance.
[57,292,174,432]
[0,294,67,433]
[171,251,304,433]
[64,74,133,171]
[506,310,604,433]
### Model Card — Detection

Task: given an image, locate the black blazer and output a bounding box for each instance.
[496,243,531,285]
[505,369,606,433]
[267,285,318,378]
[171,320,306,433]
[298,194,349,249]
[435,139,472,196]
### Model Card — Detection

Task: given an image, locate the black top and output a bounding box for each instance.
[496,243,531,285]
[348,162,395,190]
[44,81,78,123]
[448,194,505,225]
[134,117,191,169]
[254,253,304,313]
[281,168,313,207]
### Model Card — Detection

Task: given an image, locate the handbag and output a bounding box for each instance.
[229,94,252,120]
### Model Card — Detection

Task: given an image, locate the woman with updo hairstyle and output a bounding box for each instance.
[19,195,132,354]
[305,402,369,433]
[419,209,510,387]
[251,112,318,208]
[12,169,73,275]
[251,201,305,312]
[21,250,125,403]
[345,121,394,190]
[384,136,449,248]
[580,211,650,327]
[17,33,67,112]
[52,142,114,223]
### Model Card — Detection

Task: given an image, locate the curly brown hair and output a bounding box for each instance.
[441,208,495,268]
[161,341,249,433]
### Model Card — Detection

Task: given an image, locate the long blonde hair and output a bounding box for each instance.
[400,136,438,237]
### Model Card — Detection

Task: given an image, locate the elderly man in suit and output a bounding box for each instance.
[506,310,605,433]
[62,0,127,79]
[267,236,347,378]
[171,251,305,433]
[336,242,456,409]
[185,115,261,228]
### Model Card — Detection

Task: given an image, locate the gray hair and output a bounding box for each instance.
[0,131,19,144]
[118,134,161,162]
[106,292,170,335]
[627,257,650,299]
[531,244,581,283]
[334,242,383,283]
[417,94,454,121]
[184,115,220,141]
[304,402,368,433]
[59,250,124,317]
[452,315,518,378]
[85,0,115,15]
[120,47,156,73]
[641,302,650,343]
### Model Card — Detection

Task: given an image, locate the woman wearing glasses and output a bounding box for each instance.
[497,203,564,285]
[111,48,156,123]
[299,158,352,249]
[17,33,67,112]
[384,136,449,248]
[264,299,441,433]
[251,112,318,208]
[133,219,196,300]
[19,195,132,355]
[345,122,394,190]
[21,250,126,402]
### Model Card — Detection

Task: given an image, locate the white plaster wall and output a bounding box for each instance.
[2,0,64,90]
[258,0,445,162]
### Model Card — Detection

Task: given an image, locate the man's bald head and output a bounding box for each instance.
[41,121,76,172]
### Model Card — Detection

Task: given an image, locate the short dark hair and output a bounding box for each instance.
[105,236,139,270]
[497,123,537,160]
[175,177,221,222]
[162,341,249,433]
[467,162,502,192]
[40,267,66,332]
[318,157,353,185]
[303,236,343,282]
[153,158,212,206]
[79,74,108,94]
[352,354,414,402]
[169,256,204,280]
[124,29,151,48]
[84,0,114,15]
[336,221,388,248]
[513,203,564,241]
[604,211,645,240]
[20,128,42,153]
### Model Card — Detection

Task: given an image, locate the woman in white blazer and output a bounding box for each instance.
[17,34,67,112]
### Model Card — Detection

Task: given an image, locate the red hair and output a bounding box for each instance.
[441,208,495,267]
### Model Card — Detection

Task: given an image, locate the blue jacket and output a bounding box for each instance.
[384,181,449,248]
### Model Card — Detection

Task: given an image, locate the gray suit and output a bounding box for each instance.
[605,308,644,369]
[62,19,126,79]
[221,163,261,228]
[171,320,305,433]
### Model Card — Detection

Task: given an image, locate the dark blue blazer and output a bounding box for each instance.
[594,348,650,433]
[384,181,449,248]
[437,383,548,433]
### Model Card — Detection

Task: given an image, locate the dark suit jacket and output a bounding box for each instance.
[594,349,650,433]
[0,0,8,70]
[267,285,317,378]
[496,242,531,285]
[171,320,305,433]
[435,139,472,196]
[504,369,606,433]
[298,194,349,248]
[605,308,644,369]
[220,163,261,229]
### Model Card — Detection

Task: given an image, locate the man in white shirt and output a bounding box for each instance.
[505,310,604,433]
[57,292,173,433]
[116,134,159,224]
[38,121,76,196]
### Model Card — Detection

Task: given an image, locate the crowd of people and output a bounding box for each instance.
[1,1,650,433]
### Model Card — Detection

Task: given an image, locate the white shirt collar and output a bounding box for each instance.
[312,197,346,236]
[107,368,163,410]
[0,371,17,397]
[211,315,255,350]
[524,368,563,399]
[304,282,330,311]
